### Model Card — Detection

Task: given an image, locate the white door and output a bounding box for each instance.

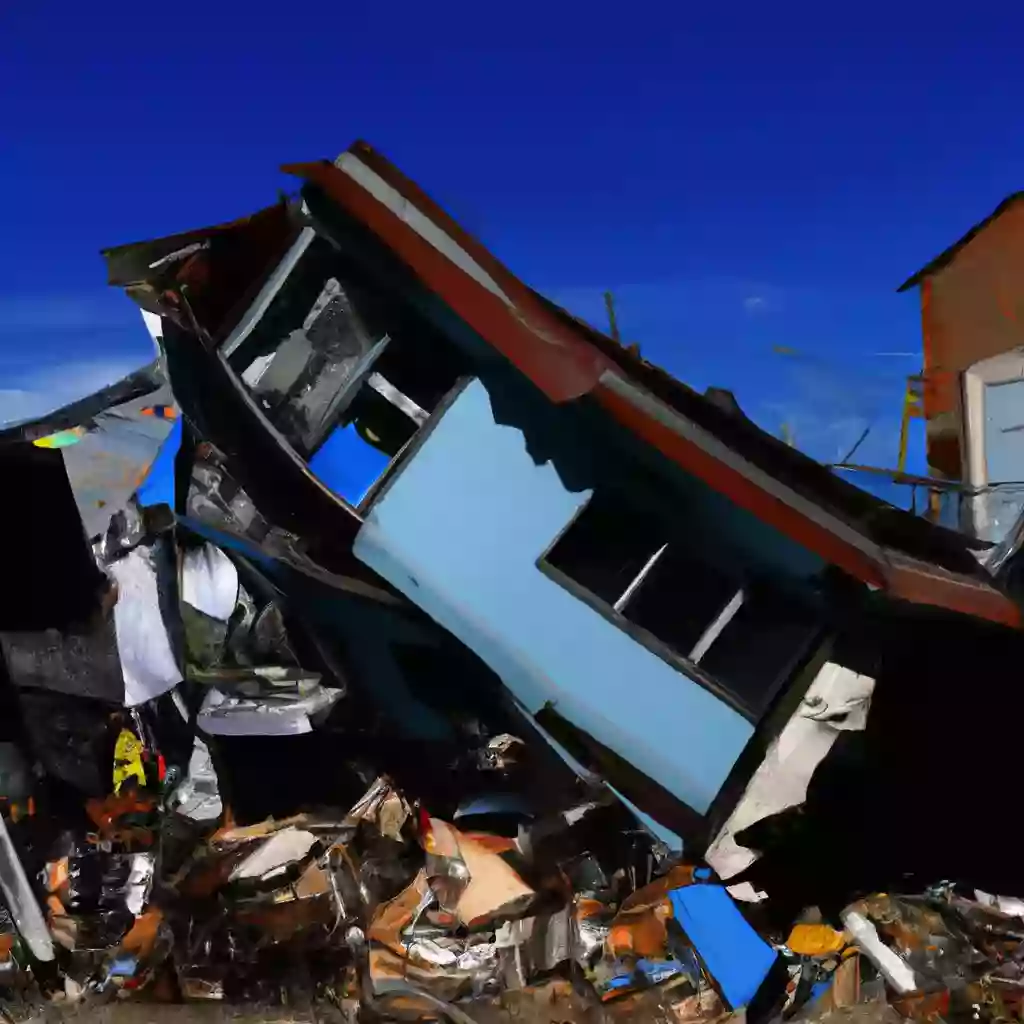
[963,350,1024,541]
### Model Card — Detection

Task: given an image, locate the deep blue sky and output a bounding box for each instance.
[2,3,1021,470]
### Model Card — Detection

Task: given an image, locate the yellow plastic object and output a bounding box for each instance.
[32,427,87,449]
[787,923,846,957]
[113,730,147,795]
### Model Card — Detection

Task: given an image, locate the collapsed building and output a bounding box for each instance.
[0,144,1023,1021]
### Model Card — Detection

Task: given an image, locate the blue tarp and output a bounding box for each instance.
[668,884,777,1009]
[136,418,182,508]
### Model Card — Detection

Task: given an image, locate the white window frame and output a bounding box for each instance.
[962,349,1024,536]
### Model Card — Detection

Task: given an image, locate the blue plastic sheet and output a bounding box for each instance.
[136,419,182,508]
[668,884,777,1009]
[309,422,391,505]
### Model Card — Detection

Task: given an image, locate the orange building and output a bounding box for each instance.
[899,193,1024,538]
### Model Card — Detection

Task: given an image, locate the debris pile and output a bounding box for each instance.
[4,140,1024,1024]
[5,507,1024,1024]
[0,445,787,1022]
[760,888,1024,1024]
[3,404,1024,1024]
[0,482,766,1021]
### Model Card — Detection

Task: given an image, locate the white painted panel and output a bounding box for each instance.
[335,154,513,307]
[706,660,875,894]
[984,379,1024,483]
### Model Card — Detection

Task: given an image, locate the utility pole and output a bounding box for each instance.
[604,291,621,342]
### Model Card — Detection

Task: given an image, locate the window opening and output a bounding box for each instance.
[541,490,818,715]
[224,233,469,505]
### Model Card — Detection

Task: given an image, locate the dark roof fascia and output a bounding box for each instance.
[897,192,1024,292]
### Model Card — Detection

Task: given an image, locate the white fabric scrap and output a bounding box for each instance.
[125,854,154,916]
[172,736,223,822]
[726,883,768,904]
[407,938,459,968]
[975,889,1024,918]
[843,909,918,993]
[230,827,318,881]
[110,546,182,706]
[706,661,875,884]
[182,543,239,622]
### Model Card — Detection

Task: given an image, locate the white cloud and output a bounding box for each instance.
[0,355,152,428]
[743,295,767,313]
[0,289,157,429]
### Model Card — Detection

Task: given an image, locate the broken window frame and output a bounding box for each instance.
[213,213,470,517]
[356,375,474,511]
[220,218,318,361]
[536,494,821,721]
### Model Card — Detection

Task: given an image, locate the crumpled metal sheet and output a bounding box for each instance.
[61,382,176,541]
[0,361,164,441]
[197,684,342,736]
[170,735,223,823]
[0,813,53,962]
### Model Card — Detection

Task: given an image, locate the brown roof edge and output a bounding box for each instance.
[102,203,289,287]
[283,155,613,402]
[897,191,1024,292]
[346,141,515,294]
[288,147,1023,629]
